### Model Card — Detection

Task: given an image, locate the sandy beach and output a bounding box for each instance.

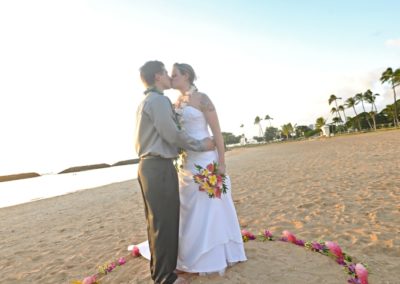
[1,130,399,283]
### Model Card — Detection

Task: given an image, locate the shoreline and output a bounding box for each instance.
[0,164,138,209]
[0,159,140,183]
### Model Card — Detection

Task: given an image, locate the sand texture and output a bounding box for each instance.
[1,130,399,283]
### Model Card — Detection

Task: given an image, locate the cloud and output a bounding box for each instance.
[385,39,400,48]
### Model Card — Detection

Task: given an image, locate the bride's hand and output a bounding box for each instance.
[218,163,226,175]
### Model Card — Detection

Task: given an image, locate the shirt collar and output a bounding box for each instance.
[144,87,164,95]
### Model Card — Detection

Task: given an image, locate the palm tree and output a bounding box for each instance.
[363,90,379,130]
[345,97,362,130]
[264,115,273,127]
[380,67,400,127]
[345,116,356,130]
[363,90,379,112]
[332,117,342,124]
[328,94,343,122]
[254,116,264,137]
[338,105,347,123]
[315,117,326,130]
[330,107,337,115]
[281,123,294,139]
[382,104,397,126]
[331,107,342,127]
[355,92,373,129]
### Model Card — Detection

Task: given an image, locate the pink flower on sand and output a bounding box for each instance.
[355,263,368,284]
[241,229,256,240]
[107,262,116,272]
[282,230,297,244]
[82,275,97,284]
[311,241,324,251]
[263,230,273,238]
[325,241,343,259]
[132,246,141,257]
[118,257,126,265]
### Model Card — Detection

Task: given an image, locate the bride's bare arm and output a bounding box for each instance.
[198,93,226,174]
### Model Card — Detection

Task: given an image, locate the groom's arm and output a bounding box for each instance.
[149,96,214,152]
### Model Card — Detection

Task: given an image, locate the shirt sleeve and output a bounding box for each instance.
[147,96,205,151]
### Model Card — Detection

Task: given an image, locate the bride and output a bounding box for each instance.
[171,63,246,275]
[133,63,246,278]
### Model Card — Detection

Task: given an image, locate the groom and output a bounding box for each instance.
[135,60,214,284]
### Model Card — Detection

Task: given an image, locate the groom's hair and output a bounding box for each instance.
[140,61,165,87]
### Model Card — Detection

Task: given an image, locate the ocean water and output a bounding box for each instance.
[0,164,138,209]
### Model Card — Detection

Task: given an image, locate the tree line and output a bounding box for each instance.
[318,67,400,133]
[223,67,400,145]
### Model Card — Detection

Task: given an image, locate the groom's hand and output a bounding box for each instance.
[201,137,215,151]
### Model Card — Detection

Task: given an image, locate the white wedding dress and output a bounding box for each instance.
[130,105,246,275]
[175,105,246,274]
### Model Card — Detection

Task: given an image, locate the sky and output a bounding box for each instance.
[0,0,399,175]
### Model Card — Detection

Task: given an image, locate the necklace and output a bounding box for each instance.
[144,87,163,95]
[178,85,197,107]
[184,85,197,97]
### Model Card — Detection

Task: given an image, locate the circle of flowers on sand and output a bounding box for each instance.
[72,247,141,284]
[241,229,369,284]
[73,229,369,284]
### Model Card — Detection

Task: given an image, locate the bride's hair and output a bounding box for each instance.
[173,63,197,86]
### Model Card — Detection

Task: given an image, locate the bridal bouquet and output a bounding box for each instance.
[193,162,228,198]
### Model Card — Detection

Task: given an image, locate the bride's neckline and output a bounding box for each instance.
[182,104,203,114]
[176,85,204,114]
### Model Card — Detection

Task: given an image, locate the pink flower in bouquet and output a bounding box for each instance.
[355,263,368,284]
[217,175,223,187]
[193,163,227,198]
[194,175,202,183]
[132,246,141,257]
[118,257,126,265]
[282,230,297,244]
[215,187,222,198]
[325,241,343,259]
[82,275,97,284]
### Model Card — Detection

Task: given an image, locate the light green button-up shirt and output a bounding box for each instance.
[135,91,204,159]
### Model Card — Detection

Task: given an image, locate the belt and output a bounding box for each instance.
[140,155,174,160]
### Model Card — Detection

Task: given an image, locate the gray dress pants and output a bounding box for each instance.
[138,157,179,284]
